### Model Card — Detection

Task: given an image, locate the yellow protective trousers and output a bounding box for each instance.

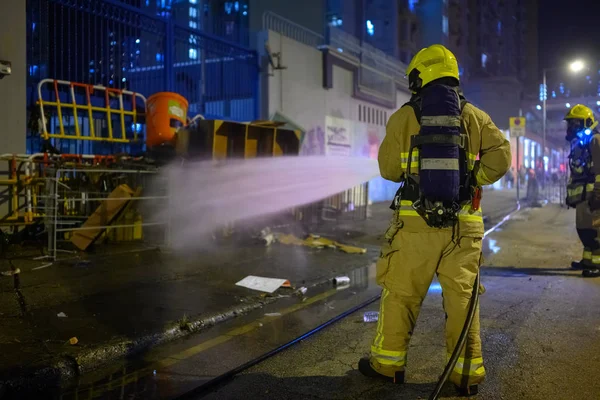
[576,201,600,267]
[371,226,485,388]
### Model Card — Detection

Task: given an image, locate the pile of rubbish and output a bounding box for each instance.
[258,228,366,254]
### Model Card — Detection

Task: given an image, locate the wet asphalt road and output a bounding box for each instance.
[201,205,600,400]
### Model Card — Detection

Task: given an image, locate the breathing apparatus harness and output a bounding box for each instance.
[392,87,479,229]
[565,120,599,208]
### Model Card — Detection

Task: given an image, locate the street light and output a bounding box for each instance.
[542,60,586,180]
[570,60,585,73]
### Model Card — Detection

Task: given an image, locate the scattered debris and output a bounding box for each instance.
[270,233,367,254]
[363,311,379,323]
[333,276,350,285]
[236,275,291,293]
[297,287,307,296]
[57,312,68,318]
[32,263,53,271]
[264,312,282,317]
[259,227,276,246]
[258,322,263,327]
[68,337,78,345]
[1,268,20,277]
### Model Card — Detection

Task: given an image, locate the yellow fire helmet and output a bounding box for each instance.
[406,44,460,92]
[564,104,598,129]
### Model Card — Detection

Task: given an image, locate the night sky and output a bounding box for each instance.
[539,2,600,74]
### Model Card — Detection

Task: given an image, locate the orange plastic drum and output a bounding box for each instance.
[146,92,188,148]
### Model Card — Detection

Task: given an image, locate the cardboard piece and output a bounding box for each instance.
[235,275,291,293]
[71,184,134,251]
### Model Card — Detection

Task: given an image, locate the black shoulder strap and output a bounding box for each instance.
[402,101,421,124]
[403,91,467,124]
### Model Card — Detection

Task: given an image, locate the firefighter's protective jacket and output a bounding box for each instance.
[379,102,511,236]
[568,133,600,230]
[568,133,600,206]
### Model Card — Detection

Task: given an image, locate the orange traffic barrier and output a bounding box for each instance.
[146,92,188,148]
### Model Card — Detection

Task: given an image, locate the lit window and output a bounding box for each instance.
[408,0,418,12]
[156,53,164,62]
[524,139,529,156]
[224,1,233,14]
[481,53,488,68]
[566,103,571,108]
[189,0,197,3]
[442,16,448,35]
[189,21,197,29]
[135,39,140,44]
[366,20,375,36]
[536,105,542,110]
[189,48,198,60]
[552,91,556,98]
[234,1,239,11]
[189,7,197,17]
[497,21,502,34]
[243,11,247,16]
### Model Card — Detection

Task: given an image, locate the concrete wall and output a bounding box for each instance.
[260,30,411,201]
[0,0,26,153]
[262,30,410,135]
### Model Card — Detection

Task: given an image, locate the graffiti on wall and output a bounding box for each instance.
[299,126,325,156]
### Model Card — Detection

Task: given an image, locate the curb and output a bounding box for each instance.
[0,253,379,395]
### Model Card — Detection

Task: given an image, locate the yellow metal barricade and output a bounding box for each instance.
[37,79,146,143]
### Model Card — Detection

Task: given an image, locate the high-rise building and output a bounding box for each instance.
[326,0,399,59]
[447,0,538,91]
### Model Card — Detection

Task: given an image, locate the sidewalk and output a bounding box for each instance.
[0,191,517,392]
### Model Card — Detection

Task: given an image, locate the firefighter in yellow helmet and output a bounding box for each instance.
[358,44,511,396]
[564,104,600,277]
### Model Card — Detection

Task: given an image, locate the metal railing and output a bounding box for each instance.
[262,11,325,48]
[37,79,147,144]
[295,183,370,226]
[27,0,259,153]
[43,166,170,260]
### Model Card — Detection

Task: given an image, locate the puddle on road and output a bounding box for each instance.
[57,264,380,400]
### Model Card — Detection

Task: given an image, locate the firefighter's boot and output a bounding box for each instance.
[358,358,404,384]
[582,268,600,278]
[455,384,479,397]
[571,260,586,270]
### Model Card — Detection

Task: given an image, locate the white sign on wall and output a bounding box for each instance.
[325,116,352,157]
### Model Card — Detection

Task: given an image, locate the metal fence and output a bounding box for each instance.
[26,0,259,154]
[262,11,325,49]
[43,166,170,260]
[295,183,370,227]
